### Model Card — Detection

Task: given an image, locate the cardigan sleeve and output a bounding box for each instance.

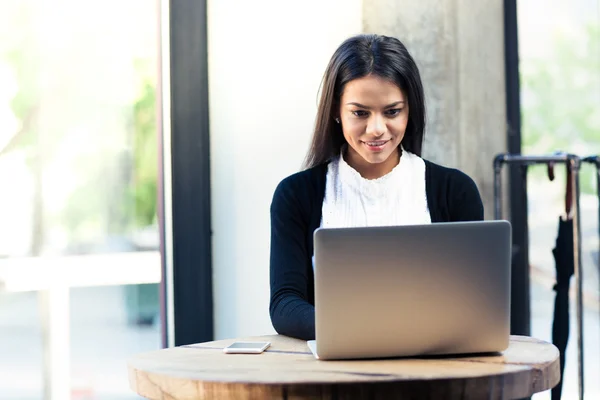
[269,175,316,340]
[448,170,484,221]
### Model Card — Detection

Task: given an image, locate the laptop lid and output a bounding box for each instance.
[312,220,511,360]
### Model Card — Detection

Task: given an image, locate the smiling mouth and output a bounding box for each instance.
[362,140,389,146]
[360,140,390,153]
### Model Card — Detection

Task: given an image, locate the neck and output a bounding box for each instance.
[344,147,401,180]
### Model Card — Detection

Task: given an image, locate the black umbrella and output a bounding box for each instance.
[548,164,575,400]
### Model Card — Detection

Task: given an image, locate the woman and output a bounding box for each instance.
[269,34,483,340]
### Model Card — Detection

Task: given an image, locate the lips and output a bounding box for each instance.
[361,139,390,152]
[364,140,388,146]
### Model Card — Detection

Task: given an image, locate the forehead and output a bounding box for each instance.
[341,75,405,104]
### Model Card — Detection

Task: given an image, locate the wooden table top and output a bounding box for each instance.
[128,334,560,400]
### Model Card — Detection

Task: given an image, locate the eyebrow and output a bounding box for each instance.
[346,101,405,109]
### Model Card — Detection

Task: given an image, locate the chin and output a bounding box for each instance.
[362,152,393,164]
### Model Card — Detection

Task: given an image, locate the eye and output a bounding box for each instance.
[351,110,369,117]
[385,108,403,117]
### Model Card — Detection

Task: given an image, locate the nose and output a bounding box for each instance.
[366,114,386,137]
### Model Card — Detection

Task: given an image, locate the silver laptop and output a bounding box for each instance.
[307,220,511,360]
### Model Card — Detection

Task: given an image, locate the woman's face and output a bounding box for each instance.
[338,75,409,178]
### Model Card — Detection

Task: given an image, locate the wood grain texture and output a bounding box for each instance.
[128,335,560,400]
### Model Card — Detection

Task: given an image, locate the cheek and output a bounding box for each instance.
[390,116,409,133]
[342,121,365,141]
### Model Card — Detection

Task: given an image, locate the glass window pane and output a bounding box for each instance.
[518,0,600,398]
[0,0,162,398]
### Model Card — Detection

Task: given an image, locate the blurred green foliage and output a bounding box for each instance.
[128,62,159,229]
[0,2,158,254]
[520,23,600,194]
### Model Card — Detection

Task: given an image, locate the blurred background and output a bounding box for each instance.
[0,0,597,399]
[0,1,160,399]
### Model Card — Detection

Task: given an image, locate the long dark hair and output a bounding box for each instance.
[304,34,426,169]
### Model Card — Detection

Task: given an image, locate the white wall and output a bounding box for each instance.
[208,0,362,339]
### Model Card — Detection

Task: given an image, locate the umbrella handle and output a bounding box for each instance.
[548,161,573,219]
[565,164,574,220]
[547,161,556,181]
[547,153,574,219]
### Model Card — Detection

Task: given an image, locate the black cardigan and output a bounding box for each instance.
[269,159,484,340]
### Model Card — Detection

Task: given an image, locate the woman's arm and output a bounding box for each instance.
[269,176,316,340]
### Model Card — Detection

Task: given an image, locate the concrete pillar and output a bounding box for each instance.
[363,0,507,219]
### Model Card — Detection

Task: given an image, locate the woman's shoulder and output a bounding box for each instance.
[271,163,328,208]
[423,158,478,190]
[422,158,483,220]
[274,163,328,192]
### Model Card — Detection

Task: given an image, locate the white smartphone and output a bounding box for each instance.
[223,341,271,354]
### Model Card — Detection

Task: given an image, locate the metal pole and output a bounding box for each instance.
[494,153,535,337]
[495,152,588,398]
[494,155,504,220]
[583,155,600,391]
[596,158,600,388]
[569,155,584,400]
[493,153,574,165]
[595,158,600,400]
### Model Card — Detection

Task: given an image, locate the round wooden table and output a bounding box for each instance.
[128,334,560,399]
